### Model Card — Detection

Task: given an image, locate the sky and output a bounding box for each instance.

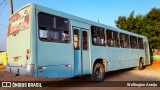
[0,0,160,51]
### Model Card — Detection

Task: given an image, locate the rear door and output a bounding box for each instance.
[81,29,90,74]
[73,27,90,76]
[73,27,82,75]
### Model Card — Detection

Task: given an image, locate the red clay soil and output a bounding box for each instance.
[145,60,160,70]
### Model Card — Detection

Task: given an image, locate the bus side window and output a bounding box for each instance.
[107,30,119,47]
[74,29,80,50]
[113,31,119,47]
[107,30,112,46]
[39,27,48,41]
[48,30,60,41]
[130,36,138,49]
[82,31,88,50]
[38,12,70,43]
[100,29,105,45]
[91,26,105,46]
[138,38,144,49]
[61,31,69,42]
[120,33,130,48]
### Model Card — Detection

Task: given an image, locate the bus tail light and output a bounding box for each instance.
[26,49,30,60]
[27,49,30,54]
[26,55,29,60]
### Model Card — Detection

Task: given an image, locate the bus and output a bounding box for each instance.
[6,3,150,82]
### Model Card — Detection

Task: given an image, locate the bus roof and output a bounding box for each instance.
[12,3,147,39]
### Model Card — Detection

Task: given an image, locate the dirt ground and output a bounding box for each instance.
[0,61,160,90]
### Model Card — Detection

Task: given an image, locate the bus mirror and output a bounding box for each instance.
[39,30,48,39]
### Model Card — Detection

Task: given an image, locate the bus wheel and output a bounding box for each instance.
[138,59,144,70]
[90,63,105,82]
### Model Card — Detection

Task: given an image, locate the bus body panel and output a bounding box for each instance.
[37,65,72,78]
[7,29,30,66]
[108,47,131,70]
[7,5,31,66]
[131,49,142,66]
[35,11,74,77]
[6,4,36,76]
[36,42,74,77]
[91,46,108,71]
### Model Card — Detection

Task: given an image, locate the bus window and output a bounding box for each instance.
[38,12,70,43]
[130,36,138,49]
[82,31,88,50]
[113,31,119,47]
[91,26,105,46]
[138,38,144,49]
[107,30,119,47]
[39,27,48,41]
[56,17,69,30]
[120,33,130,48]
[107,30,112,46]
[74,29,80,50]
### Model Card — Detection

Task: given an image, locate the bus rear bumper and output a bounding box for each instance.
[6,64,36,77]
[6,64,73,78]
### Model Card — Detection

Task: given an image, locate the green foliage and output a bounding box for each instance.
[115,8,160,49]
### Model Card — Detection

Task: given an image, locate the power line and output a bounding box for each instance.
[0,0,5,6]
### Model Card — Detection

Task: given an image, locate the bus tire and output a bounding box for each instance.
[138,59,144,70]
[90,63,105,82]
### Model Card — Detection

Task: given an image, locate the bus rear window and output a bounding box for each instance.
[38,12,70,43]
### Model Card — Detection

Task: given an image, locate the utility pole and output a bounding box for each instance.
[10,0,13,15]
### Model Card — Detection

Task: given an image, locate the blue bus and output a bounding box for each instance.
[6,3,150,82]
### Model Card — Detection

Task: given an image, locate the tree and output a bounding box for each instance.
[115,8,160,49]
